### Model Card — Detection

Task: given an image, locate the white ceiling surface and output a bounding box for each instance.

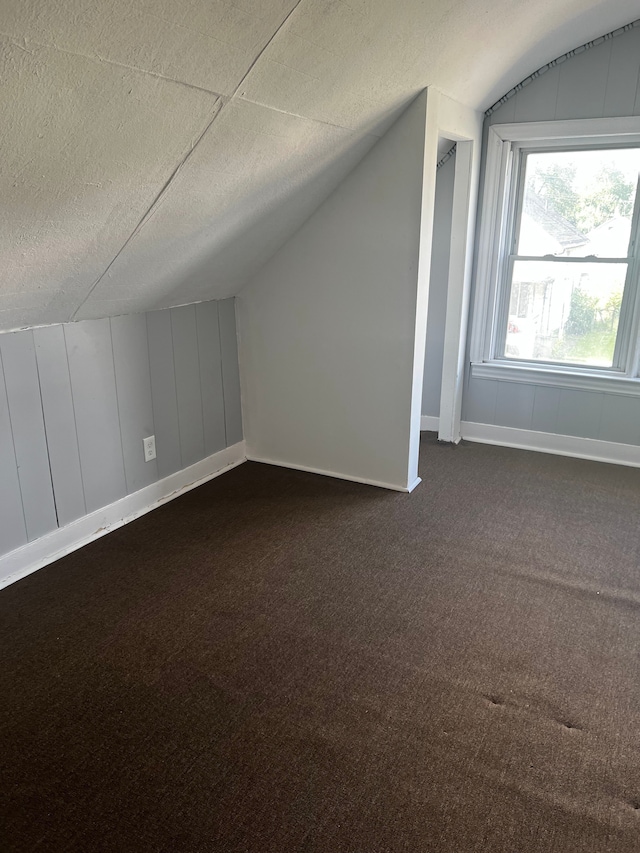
[2,0,639,331]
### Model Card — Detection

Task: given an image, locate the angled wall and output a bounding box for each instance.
[0,299,242,569]
[237,93,431,491]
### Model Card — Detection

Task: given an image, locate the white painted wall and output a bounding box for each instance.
[237,94,430,491]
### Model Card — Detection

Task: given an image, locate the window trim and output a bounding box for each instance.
[470,117,640,392]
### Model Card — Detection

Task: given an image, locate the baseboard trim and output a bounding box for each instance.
[246,453,417,493]
[461,422,640,468]
[0,441,246,592]
[421,415,440,431]
[407,477,423,493]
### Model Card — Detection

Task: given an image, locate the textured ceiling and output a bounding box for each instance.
[1,0,638,331]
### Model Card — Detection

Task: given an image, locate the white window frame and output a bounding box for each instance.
[470,117,640,396]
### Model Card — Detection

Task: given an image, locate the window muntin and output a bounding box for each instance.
[494,144,640,371]
[501,260,627,367]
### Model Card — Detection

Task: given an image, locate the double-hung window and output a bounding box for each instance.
[471,118,640,393]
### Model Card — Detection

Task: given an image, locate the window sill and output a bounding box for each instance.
[470,360,640,396]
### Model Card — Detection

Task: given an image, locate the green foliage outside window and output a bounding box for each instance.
[552,286,623,364]
[531,163,635,232]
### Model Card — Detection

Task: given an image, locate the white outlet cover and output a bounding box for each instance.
[143,435,156,462]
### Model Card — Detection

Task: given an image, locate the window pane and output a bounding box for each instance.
[504,261,627,367]
[517,149,640,258]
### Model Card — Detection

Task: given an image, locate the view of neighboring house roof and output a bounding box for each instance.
[523,193,588,252]
[585,215,632,256]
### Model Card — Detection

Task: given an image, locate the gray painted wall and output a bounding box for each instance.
[464,379,640,444]
[464,24,640,443]
[0,298,242,560]
[237,93,428,490]
[422,150,455,417]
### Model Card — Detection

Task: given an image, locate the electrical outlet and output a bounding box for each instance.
[143,435,156,462]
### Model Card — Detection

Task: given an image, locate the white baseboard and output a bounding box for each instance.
[461,422,640,468]
[406,477,423,493]
[0,441,246,592]
[421,415,439,431]
[246,452,418,493]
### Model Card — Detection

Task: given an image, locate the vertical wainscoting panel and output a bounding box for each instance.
[196,301,226,456]
[462,377,498,425]
[531,386,561,435]
[219,298,243,446]
[64,319,127,513]
[556,389,604,440]
[111,314,159,494]
[598,394,640,445]
[554,39,611,120]
[0,348,28,554]
[0,299,241,563]
[513,67,560,123]
[146,309,182,479]
[488,95,516,125]
[0,331,57,540]
[603,25,640,117]
[171,305,205,468]
[33,325,86,527]
[494,381,535,430]
[635,76,640,117]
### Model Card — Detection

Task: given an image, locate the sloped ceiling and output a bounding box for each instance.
[1,0,638,331]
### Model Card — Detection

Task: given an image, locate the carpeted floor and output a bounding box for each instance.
[2,434,640,852]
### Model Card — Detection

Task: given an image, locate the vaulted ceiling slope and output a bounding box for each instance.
[2,0,638,332]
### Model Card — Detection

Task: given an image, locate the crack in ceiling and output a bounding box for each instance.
[2,0,639,332]
[71,0,308,321]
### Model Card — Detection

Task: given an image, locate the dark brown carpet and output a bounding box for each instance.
[2,434,640,852]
